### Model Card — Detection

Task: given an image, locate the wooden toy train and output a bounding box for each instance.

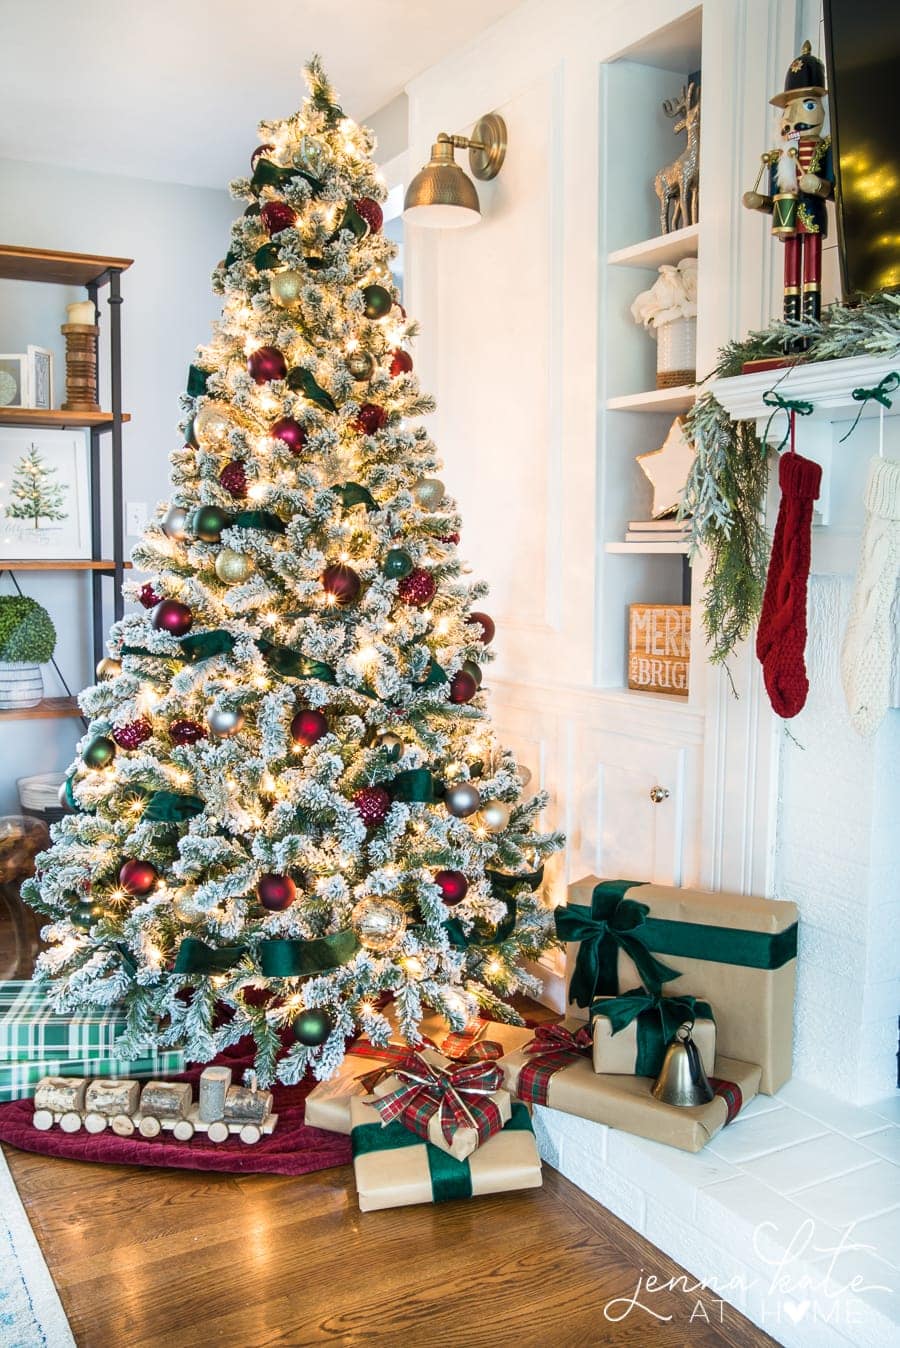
[32,1065,277,1145]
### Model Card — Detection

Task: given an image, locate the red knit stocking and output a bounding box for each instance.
[755,451,822,718]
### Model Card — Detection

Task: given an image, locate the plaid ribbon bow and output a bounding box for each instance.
[372,1051,505,1147]
[516,1022,594,1106]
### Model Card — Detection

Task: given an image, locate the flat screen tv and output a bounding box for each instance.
[824,0,900,295]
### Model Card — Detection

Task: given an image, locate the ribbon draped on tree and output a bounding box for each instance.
[591,986,714,1077]
[554,879,680,1006]
[372,1050,505,1148]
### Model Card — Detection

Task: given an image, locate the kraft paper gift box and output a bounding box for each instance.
[559,878,798,1093]
[591,989,716,1077]
[500,1023,761,1153]
[305,1012,534,1136]
[0,1048,186,1103]
[0,981,130,1062]
[369,1049,512,1161]
[350,1096,542,1211]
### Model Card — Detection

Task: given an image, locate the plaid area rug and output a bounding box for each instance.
[0,1145,74,1347]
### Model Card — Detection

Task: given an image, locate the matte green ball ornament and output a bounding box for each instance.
[192,505,231,543]
[270,269,304,309]
[362,284,392,320]
[215,548,254,584]
[412,477,445,510]
[382,548,414,579]
[346,350,376,381]
[462,660,483,687]
[292,1007,335,1046]
[82,736,116,770]
[71,902,99,931]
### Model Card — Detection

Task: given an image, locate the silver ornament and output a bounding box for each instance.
[346,350,376,381]
[413,477,445,510]
[206,705,245,738]
[374,729,404,761]
[215,548,254,584]
[269,269,304,309]
[162,505,188,539]
[445,782,481,818]
[480,800,512,833]
[194,401,235,449]
[292,136,325,177]
[351,897,407,952]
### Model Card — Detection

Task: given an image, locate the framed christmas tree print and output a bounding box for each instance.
[0,427,91,558]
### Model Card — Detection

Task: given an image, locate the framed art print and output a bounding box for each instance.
[0,355,28,409]
[0,427,91,558]
[27,346,54,410]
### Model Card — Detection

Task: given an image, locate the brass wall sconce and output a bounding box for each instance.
[403,114,508,228]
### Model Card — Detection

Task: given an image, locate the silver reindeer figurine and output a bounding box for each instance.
[654,82,700,234]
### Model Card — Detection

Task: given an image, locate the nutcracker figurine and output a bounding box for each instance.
[743,40,834,334]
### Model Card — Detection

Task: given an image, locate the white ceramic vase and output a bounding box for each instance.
[0,662,44,710]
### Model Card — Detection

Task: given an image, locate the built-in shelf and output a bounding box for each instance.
[0,244,132,287]
[0,408,130,430]
[0,696,82,722]
[607,223,699,270]
[605,541,690,555]
[0,560,132,572]
[607,385,695,413]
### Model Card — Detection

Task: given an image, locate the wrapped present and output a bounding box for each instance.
[304,1014,533,1136]
[370,1049,511,1161]
[350,1096,542,1211]
[558,878,798,1093]
[0,1048,186,1103]
[500,1022,761,1153]
[591,988,716,1077]
[0,981,130,1062]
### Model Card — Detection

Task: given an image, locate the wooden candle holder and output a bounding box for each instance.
[60,321,100,412]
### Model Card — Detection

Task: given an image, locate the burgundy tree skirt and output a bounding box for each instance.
[0,1037,351,1177]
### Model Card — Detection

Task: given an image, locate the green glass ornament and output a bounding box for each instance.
[82,736,116,770]
[191,505,230,543]
[71,902,99,931]
[381,548,414,579]
[362,284,392,319]
[463,660,483,687]
[292,1008,335,1046]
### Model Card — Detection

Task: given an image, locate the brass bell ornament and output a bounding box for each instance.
[650,1023,714,1107]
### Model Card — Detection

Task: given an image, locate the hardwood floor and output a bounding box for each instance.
[4,1145,775,1348]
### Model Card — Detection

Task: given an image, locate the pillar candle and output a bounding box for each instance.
[66,300,96,326]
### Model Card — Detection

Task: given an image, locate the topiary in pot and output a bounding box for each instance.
[0,596,57,710]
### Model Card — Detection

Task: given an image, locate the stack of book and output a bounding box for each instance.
[624,518,689,543]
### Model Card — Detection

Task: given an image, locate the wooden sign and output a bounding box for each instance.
[628,604,690,696]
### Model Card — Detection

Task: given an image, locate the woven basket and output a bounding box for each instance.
[656,317,696,389]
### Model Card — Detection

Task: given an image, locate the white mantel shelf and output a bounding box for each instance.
[711,353,900,424]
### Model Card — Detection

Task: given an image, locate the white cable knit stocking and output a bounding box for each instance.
[840,456,900,736]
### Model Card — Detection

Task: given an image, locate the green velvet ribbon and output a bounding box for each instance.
[591,986,714,1078]
[555,880,681,1007]
[839,370,899,443]
[638,916,798,970]
[416,660,448,688]
[142,791,206,823]
[253,243,281,272]
[180,630,236,663]
[258,929,360,978]
[250,159,322,195]
[256,639,336,682]
[187,365,210,397]
[232,510,286,534]
[287,367,336,412]
[444,867,538,950]
[173,937,248,975]
[761,389,814,453]
[351,1101,532,1203]
[486,866,544,895]
[330,201,368,243]
[388,768,436,803]
[62,774,93,814]
[334,482,377,511]
[223,250,237,270]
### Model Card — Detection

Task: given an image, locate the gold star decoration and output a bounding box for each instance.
[636,416,696,519]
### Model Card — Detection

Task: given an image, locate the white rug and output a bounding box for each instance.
[0,1147,74,1348]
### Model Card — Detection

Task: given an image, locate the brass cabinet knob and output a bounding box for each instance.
[649,786,670,804]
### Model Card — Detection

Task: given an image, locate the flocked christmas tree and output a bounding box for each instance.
[6,446,68,529]
[24,60,563,1085]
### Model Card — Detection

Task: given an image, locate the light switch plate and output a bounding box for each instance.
[126,501,147,535]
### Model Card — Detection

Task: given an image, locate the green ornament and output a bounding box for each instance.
[71,902,99,930]
[382,548,414,579]
[191,505,231,543]
[362,284,392,320]
[82,736,116,770]
[463,660,483,687]
[292,1008,335,1046]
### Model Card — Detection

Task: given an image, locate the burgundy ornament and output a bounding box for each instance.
[389,349,413,378]
[439,532,460,545]
[260,200,298,235]
[434,869,469,906]
[354,403,387,435]
[119,859,158,897]
[270,417,307,453]
[257,873,297,911]
[354,197,384,233]
[248,346,287,384]
[152,599,193,636]
[322,562,361,607]
[250,143,275,171]
[113,718,153,751]
[218,460,247,497]
[169,719,207,746]
[467,611,496,645]
[353,785,391,828]
[397,568,435,608]
[291,708,329,746]
[139,582,162,609]
[449,671,478,705]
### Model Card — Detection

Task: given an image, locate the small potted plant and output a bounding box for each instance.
[630,257,698,388]
[0,595,57,709]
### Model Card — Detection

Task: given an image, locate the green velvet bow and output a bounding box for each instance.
[142,791,205,824]
[232,510,286,534]
[250,158,322,195]
[555,879,681,1007]
[257,639,335,683]
[591,986,713,1077]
